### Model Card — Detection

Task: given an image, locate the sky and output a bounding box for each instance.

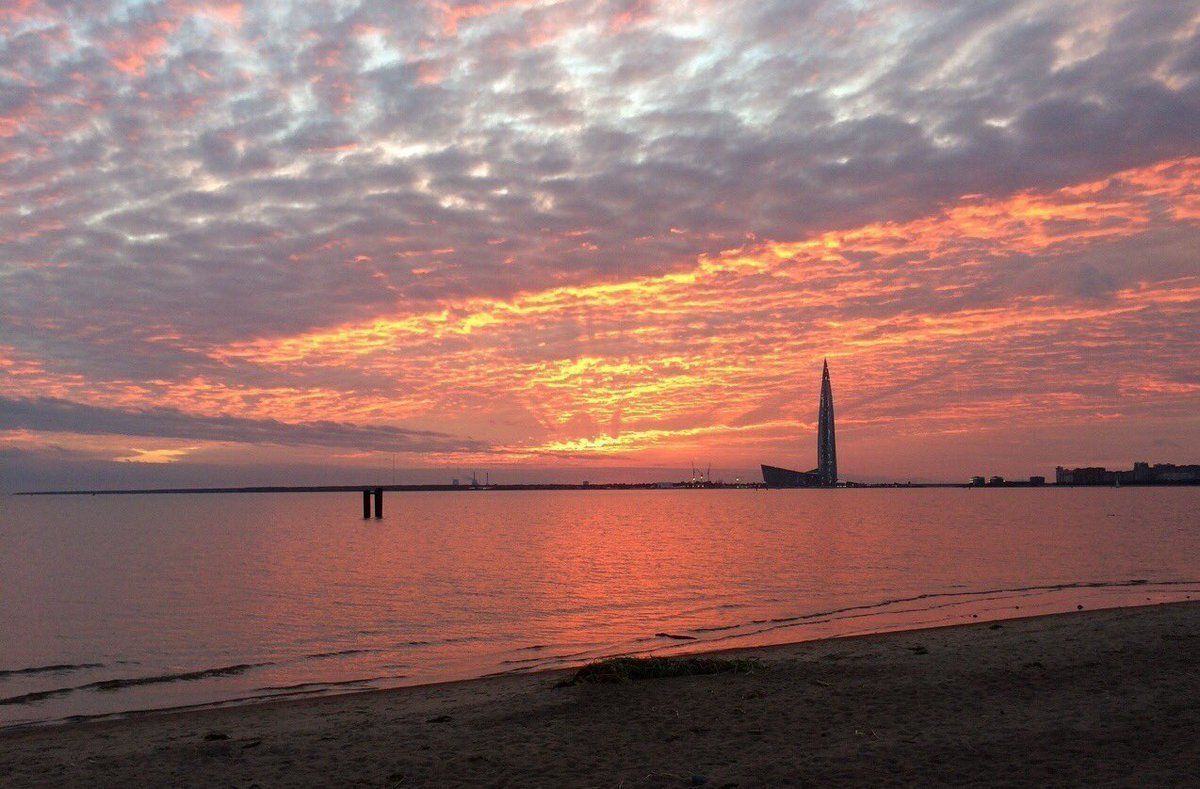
[1,0,1198,490]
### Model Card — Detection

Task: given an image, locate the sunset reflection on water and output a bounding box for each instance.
[2,487,1198,726]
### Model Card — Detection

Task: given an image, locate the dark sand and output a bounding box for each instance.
[2,602,1198,787]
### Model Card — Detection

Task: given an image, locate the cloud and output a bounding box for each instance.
[0,396,490,454]
[0,0,1198,482]
[114,446,200,463]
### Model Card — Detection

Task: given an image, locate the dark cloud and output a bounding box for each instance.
[1,397,489,454]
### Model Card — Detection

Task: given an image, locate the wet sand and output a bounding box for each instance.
[2,601,1198,787]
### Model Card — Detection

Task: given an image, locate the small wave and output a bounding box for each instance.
[3,683,392,730]
[396,635,485,648]
[256,675,398,693]
[499,646,600,666]
[0,662,273,706]
[479,666,537,678]
[689,622,744,634]
[680,579,1195,639]
[303,648,377,660]
[650,580,1200,657]
[630,632,701,644]
[81,662,273,692]
[0,662,104,680]
[0,688,75,706]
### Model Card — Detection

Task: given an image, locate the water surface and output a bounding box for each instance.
[2,488,1197,727]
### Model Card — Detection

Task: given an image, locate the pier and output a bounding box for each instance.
[12,482,764,517]
[362,488,384,519]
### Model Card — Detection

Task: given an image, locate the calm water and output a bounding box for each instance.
[2,488,1198,727]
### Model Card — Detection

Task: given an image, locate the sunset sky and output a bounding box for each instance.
[2,0,1198,490]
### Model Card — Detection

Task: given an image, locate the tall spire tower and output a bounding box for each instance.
[817,358,837,487]
[759,358,841,488]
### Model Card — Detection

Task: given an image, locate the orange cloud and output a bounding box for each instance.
[107,19,179,76]
[187,157,1200,461]
[196,1,243,27]
[433,0,523,35]
[5,158,1197,473]
[415,59,446,85]
[115,446,200,463]
[0,0,42,23]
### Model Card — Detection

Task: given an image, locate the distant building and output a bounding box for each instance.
[761,464,823,487]
[1056,466,1112,485]
[817,359,837,487]
[761,359,838,488]
[974,474,1048,487]
[1056,462,1200,485]
[1153,463,1200,482]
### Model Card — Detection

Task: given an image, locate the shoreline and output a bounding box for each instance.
[4,589,1194,734]
[3,600,1198,786]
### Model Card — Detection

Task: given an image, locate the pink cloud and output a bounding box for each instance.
[106,18,179,76]
[607,0,655,34]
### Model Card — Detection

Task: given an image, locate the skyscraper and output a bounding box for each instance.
[817,358,837,486]
[760,359,839,488]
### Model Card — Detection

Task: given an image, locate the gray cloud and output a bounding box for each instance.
[1,397,489,454]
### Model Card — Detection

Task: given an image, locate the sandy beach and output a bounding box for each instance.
[2,601,1198,787]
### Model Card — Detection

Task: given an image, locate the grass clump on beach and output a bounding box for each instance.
[558,656,761,687]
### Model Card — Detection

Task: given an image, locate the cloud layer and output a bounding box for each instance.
[1,0,1198,485]
[1,395,487,453]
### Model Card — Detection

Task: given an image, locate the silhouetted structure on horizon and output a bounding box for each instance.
[1056,462,1200,485]
[761,359,838,488]
[818,359,837,486]
[968,475,1046,487]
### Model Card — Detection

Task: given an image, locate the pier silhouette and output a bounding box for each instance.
[13,481,766,517]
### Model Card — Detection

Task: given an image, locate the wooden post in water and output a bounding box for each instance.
[362,489,371,519]
[373,488,383,519]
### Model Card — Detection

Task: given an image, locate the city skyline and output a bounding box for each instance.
[2,2,1198,491]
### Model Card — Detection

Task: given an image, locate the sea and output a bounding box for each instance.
[2,487,1198,728]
